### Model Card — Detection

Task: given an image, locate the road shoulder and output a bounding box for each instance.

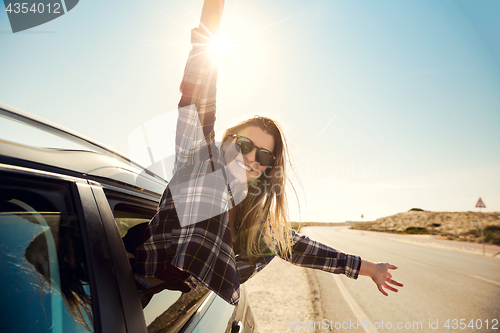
[243,258,323,333]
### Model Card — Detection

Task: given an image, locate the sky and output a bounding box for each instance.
[1,0,499,222]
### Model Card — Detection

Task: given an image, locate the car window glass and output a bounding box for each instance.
[113,203,153,238]
[146,286,210,333]
[107,196,211,333]
[0,179,93,332]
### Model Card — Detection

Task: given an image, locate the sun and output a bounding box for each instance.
[202,33,235,66]
[205,34,234,64]
[213,36,231,55]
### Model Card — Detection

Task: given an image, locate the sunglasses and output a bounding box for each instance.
[232,134,275,166]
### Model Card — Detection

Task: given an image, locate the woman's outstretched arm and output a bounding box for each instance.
[272,230,403,296]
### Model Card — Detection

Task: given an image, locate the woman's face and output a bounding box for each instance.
[225,126,275,184]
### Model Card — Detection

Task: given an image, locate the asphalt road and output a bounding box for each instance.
[300,226,500,333]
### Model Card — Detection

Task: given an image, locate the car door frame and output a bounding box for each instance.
[0,163,134,333]
[88,181,149,333]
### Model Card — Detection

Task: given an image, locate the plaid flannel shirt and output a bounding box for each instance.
[134,27,361,305]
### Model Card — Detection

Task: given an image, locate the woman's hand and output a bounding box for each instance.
[371,262,403,296]
[359,260,403,296]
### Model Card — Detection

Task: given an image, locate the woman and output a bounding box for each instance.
[134,0,402,305]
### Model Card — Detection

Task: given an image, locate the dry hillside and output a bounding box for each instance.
[351,209,500,244]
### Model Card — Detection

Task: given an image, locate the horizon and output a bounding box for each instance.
[295,208,500,223]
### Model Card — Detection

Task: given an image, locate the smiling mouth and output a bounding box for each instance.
[236,160,252,172]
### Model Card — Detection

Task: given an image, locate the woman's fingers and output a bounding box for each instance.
[378,285,388,296]
[383,283,399,293]
[387,278,404,287]
[377,277,403,296]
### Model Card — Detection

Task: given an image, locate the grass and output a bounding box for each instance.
[404,227,429,234]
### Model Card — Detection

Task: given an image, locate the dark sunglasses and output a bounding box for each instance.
[232,134,275,166]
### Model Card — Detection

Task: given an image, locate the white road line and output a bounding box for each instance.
[470,275,500,287]
[332,274,379,333]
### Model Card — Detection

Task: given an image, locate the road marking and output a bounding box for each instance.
[332,274,379,333]
[306,227,378,332]
[470,275,500,287]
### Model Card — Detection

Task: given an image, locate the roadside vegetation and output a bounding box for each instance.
[290,222,301,232]
[351,223,500,245]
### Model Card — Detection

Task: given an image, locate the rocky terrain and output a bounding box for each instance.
[351,209,500,244]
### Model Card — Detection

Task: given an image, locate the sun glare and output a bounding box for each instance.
[213,37,231,54]
[205,34,234,65]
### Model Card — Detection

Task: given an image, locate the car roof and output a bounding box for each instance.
[0,102,167,195]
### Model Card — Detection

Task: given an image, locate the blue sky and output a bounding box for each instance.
[1,0,499,222]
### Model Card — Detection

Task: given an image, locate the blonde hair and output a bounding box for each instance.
[223,116,296,263]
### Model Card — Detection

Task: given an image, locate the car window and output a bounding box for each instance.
[113,202,153,238]
[0,176,93,332]
[105,191,211,333]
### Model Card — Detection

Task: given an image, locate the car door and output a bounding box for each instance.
[98,184,255,333]
[0,165,255,333]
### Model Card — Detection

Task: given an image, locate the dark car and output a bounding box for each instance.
[0,102,256,333]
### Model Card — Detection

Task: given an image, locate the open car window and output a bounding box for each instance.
[0,176,93,332]
[104,190,211,333]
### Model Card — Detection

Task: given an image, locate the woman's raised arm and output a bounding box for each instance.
[175,0,225,172]
[199,0,224,36]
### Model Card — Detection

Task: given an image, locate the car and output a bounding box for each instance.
[0,102,256,333]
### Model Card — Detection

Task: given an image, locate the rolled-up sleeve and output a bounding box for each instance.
[174,28,218,174]
[178,28,217,139]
